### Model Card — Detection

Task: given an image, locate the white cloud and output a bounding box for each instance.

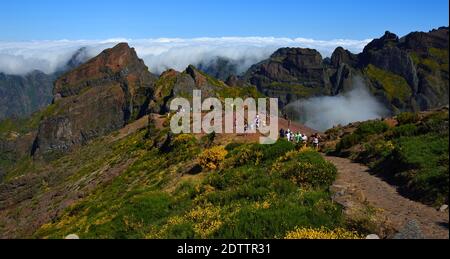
[286,77,389,131]
[0,37,372,76]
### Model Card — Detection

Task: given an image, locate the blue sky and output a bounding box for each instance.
[1,0,448,40]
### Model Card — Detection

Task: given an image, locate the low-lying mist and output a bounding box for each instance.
[0,37,371,76]
[285,77,389,131]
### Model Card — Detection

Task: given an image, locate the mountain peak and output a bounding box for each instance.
[54,42,151,99]
[64,47,90,71]
[270,47,322,60]
[364,31,399,51]
[331,47,358,67]
[185,64,208,86]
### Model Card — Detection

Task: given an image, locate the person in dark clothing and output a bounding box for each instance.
[279,128,285,138]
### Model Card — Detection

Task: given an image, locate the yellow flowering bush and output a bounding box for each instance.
[230,146,264,166]
[285,227,362,239]
[198,146,228,170]
[172,134,197,147]
[186,204,223,238]
[254,200,271,209]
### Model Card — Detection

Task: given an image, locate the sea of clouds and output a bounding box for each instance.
[0,37,372,76]
[286,76,389,131]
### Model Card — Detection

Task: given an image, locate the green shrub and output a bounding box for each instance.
[387,134,449,204]
[226,139,295,167]
[336,133,361,151]
[229,146,263,167]
[212,192,342,239]
[397,112,420,125]
[355,120,389,136]
[224,142,243,152]
[418,110,449,135]
[363,139,395,159]
[201,132,216,147]
[256,139,296,161]
[272,151,337,188]
[387,124,418,138]
[172,134,197,148]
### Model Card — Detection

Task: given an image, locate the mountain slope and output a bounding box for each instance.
[0,113,351,239]
[32,43,157,157]
[243,27,449,113]
[322,108,449,206]
[0,48,91,121]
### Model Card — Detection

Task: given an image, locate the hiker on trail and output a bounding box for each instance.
[280,128,285,138]
[295,132,302,144]
[255,115,260,129]
[313,134,320,150]
[302,134,308,146]
[286,129,291,142]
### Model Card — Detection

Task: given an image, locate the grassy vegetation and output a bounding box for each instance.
[410,48,449,72]
[364,64,412,103]
[331,110,449,205]
[29,123,361,239]
[268,82,323,97]
[216,85,264,100]
[0,103,59,139]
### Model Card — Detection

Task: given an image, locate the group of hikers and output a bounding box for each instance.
[172,109,321,149]
[243,114,264,132]
[279,128,321,149]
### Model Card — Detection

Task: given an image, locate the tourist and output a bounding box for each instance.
[280,128,285,138]
[295,132,302,144]
[302,134,308,146]
[313,134,320,150]
[286,129,291,142]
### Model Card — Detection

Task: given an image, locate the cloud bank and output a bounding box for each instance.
[286,77,389,131]
[0,37,372,76]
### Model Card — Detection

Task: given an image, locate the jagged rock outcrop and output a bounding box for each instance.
[148,65,246,113]
[331,47,359,68]
[243,27,449,113]
[32,43,157,156]
[243,48,333,107]
[360,28,449,112]
[360,31,420,95]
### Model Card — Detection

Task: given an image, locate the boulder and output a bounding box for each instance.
[366,234,380,239]
[65,234,80,239]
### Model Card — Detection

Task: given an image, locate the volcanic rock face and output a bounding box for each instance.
[243,27,449,113]
[32,43,157,156]
[360,28,449,111]
[243,48,333,107]
[148,65,236,113]
[331,47,359,68]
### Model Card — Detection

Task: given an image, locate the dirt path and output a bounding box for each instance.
[324,155,449,239]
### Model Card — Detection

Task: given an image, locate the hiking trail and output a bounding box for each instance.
[324,155,449,239]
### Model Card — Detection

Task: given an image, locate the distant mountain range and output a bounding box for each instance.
[1,27,448,122]
[0,27,448,239]
[243,27,449,112]
[0,48,91,120]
